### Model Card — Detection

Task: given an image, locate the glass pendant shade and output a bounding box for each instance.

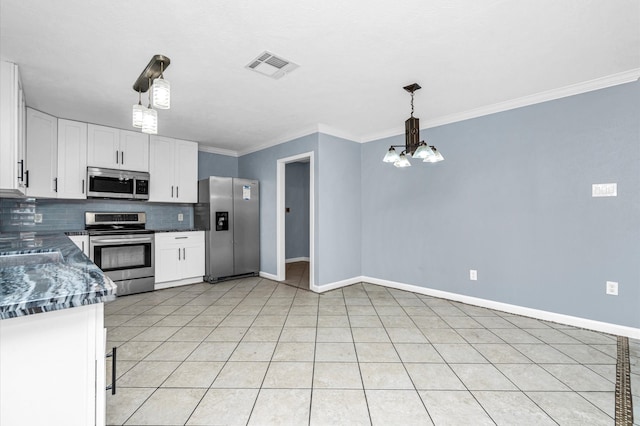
[383,147,400,163]
[424,146,444,162]
[413,142,434,159]
[142,107,158,134]
[394,152,411,168]
[132,102,144,128]
[152,78,171,109]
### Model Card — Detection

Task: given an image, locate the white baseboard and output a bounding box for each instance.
[286,257,310,263]
[312,274,640,339]
[259,271,279,281]
[155,276,203,290]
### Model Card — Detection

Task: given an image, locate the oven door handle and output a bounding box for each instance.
[91,238,153,244]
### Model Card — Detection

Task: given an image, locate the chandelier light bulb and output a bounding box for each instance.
[142,107,158,134]
[152,78,170,109]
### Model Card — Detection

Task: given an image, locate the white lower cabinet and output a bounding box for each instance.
[67,234,90,257]
[155,231,205,289]
[0,303,106,426]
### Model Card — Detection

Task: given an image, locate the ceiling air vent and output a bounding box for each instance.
[245,51,299,79]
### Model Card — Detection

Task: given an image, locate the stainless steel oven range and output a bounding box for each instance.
[86,212,154,296]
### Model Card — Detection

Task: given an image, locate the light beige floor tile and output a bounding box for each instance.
[313,362,363,389]
[491,328,542,344]
[123,315,165,327]
[352,327,391,343]
[386,327,428,343]
[315,342,357,362]
[262,361,313,388]
[472,390,556,426]
[210,361,269,388]
[117,361,180,387]
[310,389,370,426]
[105,314,137,327]
[186,341,237,361]
[167,326,213,342]
[419,390,495,426]
[512,343,577,363]
[204,326,248,342]
[116,341,162,361]
[455,328,503,344]
[127,388,202,425]
[145,341,200,361]
[496,364,570,391]
[248,389,311,426]
[542,364,615,391]
[380,315,414,328]
[161,361,224,388]
[553,344,616,364]
[432,343,488,363]
[187,389,258,426]
[420,328,465,343]
[355,342,401,362]
[472,343,532,364]
[405,363,466,390]
[154,315,197,327]
[360,362,414,389]
[524,328,581,344]
[106,387,155,425]
[578,391,615,418]
[108,326,148,342]
[316,327,353,342]
[441,316,484,329]
[526,391,613,425]
[219,315,256,327]
[366,389,433,425]
[317,314,350,327]
[450,363,517,390]
[348,315,383,328]
[242,326,283,342]
[394,343,444,363]
[272,341,316,362]
[285,315,318,327]
[252,315,287,326]
[280,327,317,342]
[229,341,276,361]
[129,326,180,342]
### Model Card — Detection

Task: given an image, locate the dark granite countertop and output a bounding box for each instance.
[0,232,116,319]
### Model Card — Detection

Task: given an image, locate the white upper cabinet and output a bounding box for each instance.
[57,119,87,199]
[149,136,198,203]
[87,124,149,172]
[0,60,26,196]
[25,108,58,198]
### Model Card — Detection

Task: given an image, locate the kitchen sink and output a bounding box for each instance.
[0,250,64,268]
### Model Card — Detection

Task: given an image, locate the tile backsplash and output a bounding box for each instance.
[0,198,194,232]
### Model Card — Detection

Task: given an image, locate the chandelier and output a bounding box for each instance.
[131,55,171,135]
[383,83,444,167]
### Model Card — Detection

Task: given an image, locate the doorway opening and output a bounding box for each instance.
[276,152,314,290]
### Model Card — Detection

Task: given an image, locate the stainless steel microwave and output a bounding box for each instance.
[87,167,150,200]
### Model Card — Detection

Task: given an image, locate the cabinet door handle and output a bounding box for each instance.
[17,159,24,181]
[121,151,124,165]
[54,177,58,192]
[176,186,179,198]
[106,346,117,395]
[171,186,174,198]
[183,248,186,260]
[81,241,84,252]
[174,236,188,239]
[178,248,181,260]
[82,179,85,194]
[116,150,119,164]
[24,170,29,188]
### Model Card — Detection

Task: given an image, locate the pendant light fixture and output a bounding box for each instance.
[383,83,444,167]
[131,55,171,133]
[132,89,144,128]
[142,78,158,135]
[152,61,170,109]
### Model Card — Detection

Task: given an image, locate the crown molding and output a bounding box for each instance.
[237,125,321,156]
[197,144,239,157]
[360,69,640,143]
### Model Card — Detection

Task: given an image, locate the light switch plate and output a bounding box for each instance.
[606,281,618,296]
[34,213,43,223]
[592,183,617,197]
[178,213,184,222]
[470,269,477,281]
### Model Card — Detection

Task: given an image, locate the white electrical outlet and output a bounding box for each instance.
[606,281,618,296]
[34,213,43,223]
[592,183,617,197]
[178,213,184,222]
[470,269,477,281]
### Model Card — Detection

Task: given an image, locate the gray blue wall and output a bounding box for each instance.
[198,151,238,179]
[238,134,319,283]
[285,162,310,260]
[362,80,640,328]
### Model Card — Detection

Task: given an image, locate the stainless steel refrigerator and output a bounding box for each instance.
[195,176,260,282]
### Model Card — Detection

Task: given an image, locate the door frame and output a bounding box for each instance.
[276,151,314,289]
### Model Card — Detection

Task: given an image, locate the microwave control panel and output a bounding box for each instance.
[136,179,149,195]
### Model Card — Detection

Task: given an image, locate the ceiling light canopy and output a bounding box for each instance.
[131,55,171,132]
[383,83,444,168]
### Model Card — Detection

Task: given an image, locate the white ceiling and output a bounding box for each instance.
[1,0,638,155]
